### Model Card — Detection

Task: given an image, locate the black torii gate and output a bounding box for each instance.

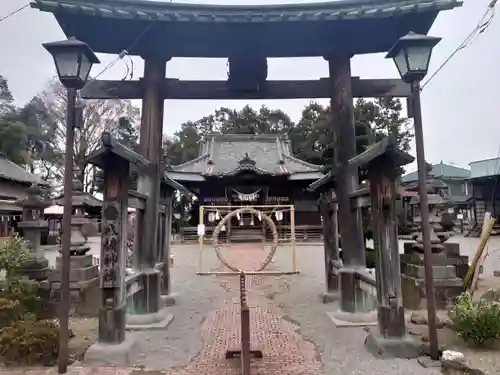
[32,0,462,364]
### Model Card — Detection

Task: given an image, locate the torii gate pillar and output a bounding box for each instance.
[326,56,370,317]
[133,57,166,315]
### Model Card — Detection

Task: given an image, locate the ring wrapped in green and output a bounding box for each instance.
[212,207,279,273]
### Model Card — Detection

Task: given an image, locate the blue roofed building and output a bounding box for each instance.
[401,161,472,221]
[469,157,500,227]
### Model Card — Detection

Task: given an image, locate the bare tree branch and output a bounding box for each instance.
[35,78,140,192]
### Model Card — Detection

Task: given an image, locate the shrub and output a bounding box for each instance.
[0,298,21,327]
[0,236,31,274]
[481,288,500,302]
[448,291,500,346]
[0,315,59,365]
[0,278,41,317]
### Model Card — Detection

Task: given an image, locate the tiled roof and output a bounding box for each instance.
[54,192,102,207]
[31,0,462,23]
[409,193,448,205]
[171,134,321,178]
[402,162,470,183]
[0,155,49,187]
[448,194,472,204]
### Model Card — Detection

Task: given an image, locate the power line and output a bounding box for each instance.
[0,3,30,23]
[421,0,498,90]
[87,0,173,81]
[89,22,156,82]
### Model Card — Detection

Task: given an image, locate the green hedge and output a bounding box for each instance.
[0,315,59,365]
[448,291,500,346]
[0,236,60,366]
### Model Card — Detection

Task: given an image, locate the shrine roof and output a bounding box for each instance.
[402,161,470,183]
[308,136,414,191]
[54,192,102,207]
[169,133,322,182]
[0,154,49,187]
[31,0,462,57]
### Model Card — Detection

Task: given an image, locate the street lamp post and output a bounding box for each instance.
[43,37,99,374]
[386,31,442,361]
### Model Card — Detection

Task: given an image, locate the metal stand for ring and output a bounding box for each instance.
[225,272,263,375]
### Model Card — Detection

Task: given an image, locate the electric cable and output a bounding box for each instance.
[421,0,497,90]
[0,3,29,23]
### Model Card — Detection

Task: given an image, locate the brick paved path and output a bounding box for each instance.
[176,243,321,375]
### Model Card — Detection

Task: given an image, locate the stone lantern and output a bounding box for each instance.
[406,163,450,242]
[65,179,91,256]
[50,178,99,316]
[401,164,467,310]
[16,183,51,281]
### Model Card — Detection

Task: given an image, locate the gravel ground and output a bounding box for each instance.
[269,245,442,375]
[122,242,442,374]
[128,245,223,370]
[45,234,498,373]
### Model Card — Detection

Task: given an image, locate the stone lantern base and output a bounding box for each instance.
[400,253,463,310]
[49,253,100,316]
[18,257,50,281]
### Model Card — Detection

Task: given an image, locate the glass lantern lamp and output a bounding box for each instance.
[386,31,441,84]
[43,37,100,89]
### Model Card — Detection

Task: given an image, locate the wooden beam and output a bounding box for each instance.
[329,187,370,208]
[128,190,147,210]
[351,195,371,209]
[81,78,410,100]
[128,196,145,210]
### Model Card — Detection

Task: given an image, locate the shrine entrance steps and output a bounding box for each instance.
[229,228,263,243]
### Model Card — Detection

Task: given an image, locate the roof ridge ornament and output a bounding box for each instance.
[238,153,256,166]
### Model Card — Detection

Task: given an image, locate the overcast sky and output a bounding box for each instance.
[0,0,498,171]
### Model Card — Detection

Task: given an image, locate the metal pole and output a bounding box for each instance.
[290,205,297,272]
[198,205,204,273]
[58,87,76,374]
[411,81,439,360]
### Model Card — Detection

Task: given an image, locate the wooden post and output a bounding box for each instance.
[157,211,165,263]
[369,158,406,338]
[262,212,266,243]
[162,188,173,298]
[227,203,232,244]
[85,132,161,363]
[98,154,129,344]
[364,156,418,358]
[134,57,166,314]
[320,191,340,299]
[132,208,144,268]
[327,56,366,314]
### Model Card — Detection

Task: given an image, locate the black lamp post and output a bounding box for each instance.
[386,31,441,361]
[43,37,99,374]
